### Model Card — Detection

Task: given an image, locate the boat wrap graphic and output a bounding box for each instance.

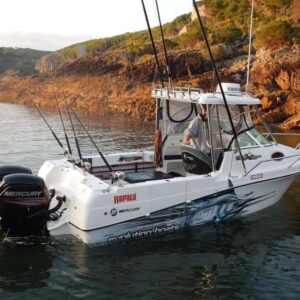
[97,188,276,244]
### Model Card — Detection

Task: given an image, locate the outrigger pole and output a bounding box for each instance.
[192,0,246,172]
[25,91,65,152]
[52,88,72,155]
[69,106,113,173]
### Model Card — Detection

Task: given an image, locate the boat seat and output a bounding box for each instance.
[181,145,212,175]
[125,171,174,183]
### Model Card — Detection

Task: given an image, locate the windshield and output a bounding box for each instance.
[235,128,272,149]
[248,128,272,145]
[165,102,272,151]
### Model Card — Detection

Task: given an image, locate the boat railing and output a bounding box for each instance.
[214,91,254,97]
[243,153,300,177]
[261,132,300,149]
[152,87,204,103]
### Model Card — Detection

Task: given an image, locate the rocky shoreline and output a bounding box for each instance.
[0,47,299,128]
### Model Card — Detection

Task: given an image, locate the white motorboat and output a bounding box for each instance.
[0,1,299,245]
[1,82,298,244]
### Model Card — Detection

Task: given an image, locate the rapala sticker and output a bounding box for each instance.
[251,173,263,180]
[114,194,137,205]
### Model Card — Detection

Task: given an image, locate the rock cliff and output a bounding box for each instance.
[249,48,300,128]
[0,47,298,128]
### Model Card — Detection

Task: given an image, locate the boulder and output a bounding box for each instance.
[263,107,288,123]
[275,69,290,90]
[281,113,300,129]
[260,95,278,110]
[291,69,300,92]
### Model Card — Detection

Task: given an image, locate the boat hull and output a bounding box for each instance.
[51,173,297,245]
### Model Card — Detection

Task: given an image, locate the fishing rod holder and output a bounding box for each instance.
[152,87,204,103]
[111,171,126,186]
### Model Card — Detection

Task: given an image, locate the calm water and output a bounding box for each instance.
[0,102,300,299]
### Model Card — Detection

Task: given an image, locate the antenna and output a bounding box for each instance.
[246,0,255,92]
[52,88,72,155]
[25,91,65,153]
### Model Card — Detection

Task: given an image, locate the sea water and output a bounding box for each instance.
[0,102,299,299]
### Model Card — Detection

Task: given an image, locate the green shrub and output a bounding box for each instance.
[209,23,243,43]
[163,39,179,51]
[177,31,201,49]
[266,0,292,9]
[202,44,226,61]
[163,14,191,36]
[254,20,293,49]
[211,45,226,60]
[291,26,300,45]
[138,54,153,62]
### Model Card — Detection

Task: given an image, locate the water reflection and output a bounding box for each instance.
[34,204,300,300]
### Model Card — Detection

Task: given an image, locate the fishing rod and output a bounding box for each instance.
[154,0,172,86]
[52,88,72,155]
[141,0,164,88]
[25,91,65,152]
[141,0,166,168]
[69,106,113,173]
[63,96,83,160]
[154,0,194,125]
[192,0,246,172]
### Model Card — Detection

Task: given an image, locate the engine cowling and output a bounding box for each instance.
[0,165,32,181]
[0,174,51,236]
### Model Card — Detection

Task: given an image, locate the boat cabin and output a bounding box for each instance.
[81,82,276,182]
[151,82,272,177]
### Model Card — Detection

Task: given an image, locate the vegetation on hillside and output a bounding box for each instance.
[59,13,191,59]
[0,47,49,77]
[34,0,299,74]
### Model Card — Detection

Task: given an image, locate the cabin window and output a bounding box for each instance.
[167,102,194,124]
[237,133,257,147]
[233,128,271,149]
[216,105,244,134]
[166,101,195,135]
[248,128,272,146]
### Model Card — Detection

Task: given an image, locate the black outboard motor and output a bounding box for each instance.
[0,165,32,181]
[0,174,51,236]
